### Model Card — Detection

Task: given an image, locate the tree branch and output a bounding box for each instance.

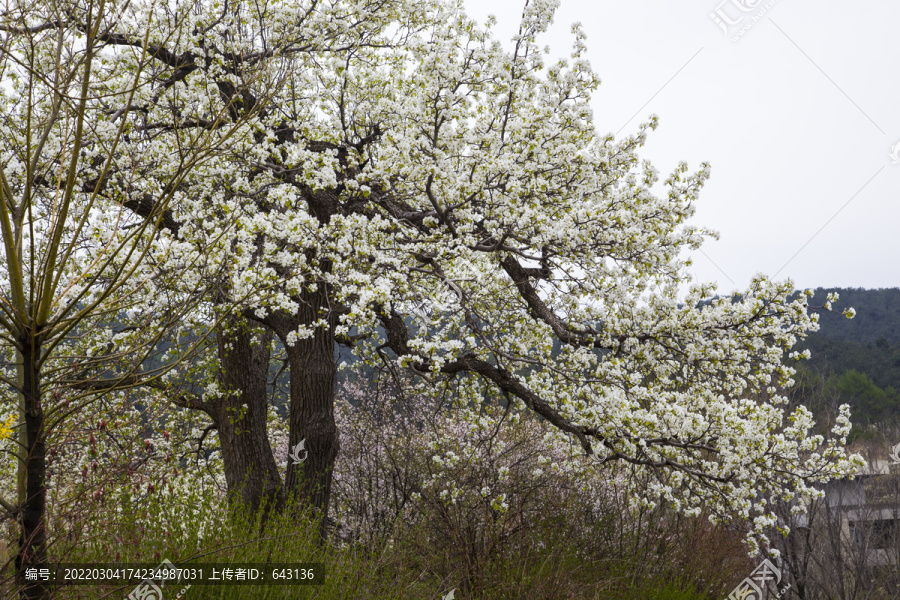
[65,376,214,416]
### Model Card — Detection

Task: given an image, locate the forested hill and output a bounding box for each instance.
[798,287,900,392]
[792,287,900,438]
[803,287,900,343]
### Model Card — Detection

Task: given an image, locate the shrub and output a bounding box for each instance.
[330,374,753,599]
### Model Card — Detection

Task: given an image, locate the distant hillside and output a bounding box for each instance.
[792,288,900,439]
[803,287,900,343]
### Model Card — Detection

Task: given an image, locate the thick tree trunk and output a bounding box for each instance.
[283,287,339,536]
[213,318,284,520]
[16,338,49,600]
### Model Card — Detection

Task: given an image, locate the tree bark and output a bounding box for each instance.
[212,318,284,520]
[283,287,339,537]
[16,336,49,600]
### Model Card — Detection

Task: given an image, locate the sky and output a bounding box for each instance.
[460,0,900,294]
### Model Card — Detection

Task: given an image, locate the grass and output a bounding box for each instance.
[1,446,753,599]
[1,485,747,600]
[3,488,414,600]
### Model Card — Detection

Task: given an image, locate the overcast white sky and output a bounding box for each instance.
[461,0,900,294]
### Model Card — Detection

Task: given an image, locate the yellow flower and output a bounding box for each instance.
[0,415,17,441]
